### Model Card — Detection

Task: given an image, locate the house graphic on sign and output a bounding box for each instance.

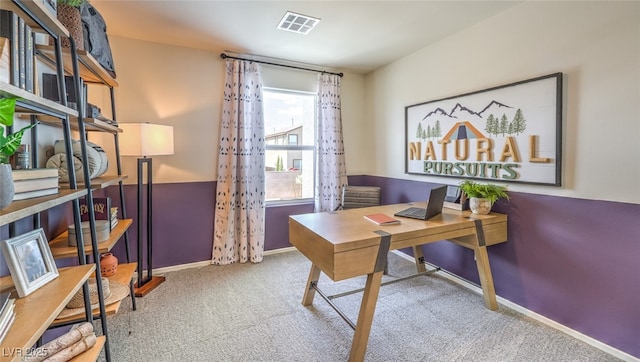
[442,121,486,141]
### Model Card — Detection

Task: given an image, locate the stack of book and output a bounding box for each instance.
[12,168,59,201]
[0,292,16,344]
[80,197,119,231]
[110,207,118,229]
[0,10,36,92]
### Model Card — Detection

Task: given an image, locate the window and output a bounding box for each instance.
[263,88,316,202]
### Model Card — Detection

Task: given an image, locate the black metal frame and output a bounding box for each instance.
[136,157,154,287]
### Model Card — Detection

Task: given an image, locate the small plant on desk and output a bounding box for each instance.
[458,179,509,215]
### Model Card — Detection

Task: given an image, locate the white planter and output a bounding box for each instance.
[0,164,15,210]
[469,197,492,215]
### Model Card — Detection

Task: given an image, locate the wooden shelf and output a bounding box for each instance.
[0,0,69,38]
[69,335,106,362]
[35,45,118,87]
[52,262,137,326]
[59,175,129,190]
[0,265,95,362]
[0,82,78,118]
[49,219,133,259]
[0,189,87,227]
[21,114,123,133]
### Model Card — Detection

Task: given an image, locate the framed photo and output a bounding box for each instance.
[405,72,563,186]
[1,228,59,298]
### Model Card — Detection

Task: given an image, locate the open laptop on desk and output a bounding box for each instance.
[394,185,447,220]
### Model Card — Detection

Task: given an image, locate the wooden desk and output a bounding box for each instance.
[289,203,507,361]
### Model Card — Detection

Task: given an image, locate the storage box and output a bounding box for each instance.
[68,220,110,246]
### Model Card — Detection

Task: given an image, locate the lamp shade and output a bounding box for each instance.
[120,123,174,157]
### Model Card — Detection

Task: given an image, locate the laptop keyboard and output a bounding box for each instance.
[397,207,426,218]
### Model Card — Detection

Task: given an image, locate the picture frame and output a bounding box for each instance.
[1,228,59,298]
[405,72,563,186]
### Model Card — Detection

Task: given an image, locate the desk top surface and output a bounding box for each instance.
[289,203,507,253]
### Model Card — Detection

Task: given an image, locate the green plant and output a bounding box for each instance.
[0,97,37,164]
[57,0,86,7]
[458,179,509,204]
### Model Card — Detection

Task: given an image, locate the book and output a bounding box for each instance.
[0,297,14,324]
[0,37,9,83]
[13,176,59,193]
[17,16,25,89]
[0,292,11,316]
[24,23,33,92]
[13,187,59,201]
[0,297,15,336]
[11,168,59,181]
[79,197,112,229]
[0,308,15,344]
[0,10,19,86]
[363,213,401,225]
[110,207,118,228]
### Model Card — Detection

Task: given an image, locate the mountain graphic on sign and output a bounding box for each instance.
[478,100,512,116]
[422,107,449,120]
[422,100,512,121]
[449,103,483,118]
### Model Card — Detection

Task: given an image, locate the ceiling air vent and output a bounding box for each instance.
[277,11,320,35]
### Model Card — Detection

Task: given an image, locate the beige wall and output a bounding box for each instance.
[364,1,640,204]
[89,1,639,203]
[90,37,368,185]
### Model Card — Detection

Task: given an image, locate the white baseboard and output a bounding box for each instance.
[391,250,639,362]
[143,247,298,276]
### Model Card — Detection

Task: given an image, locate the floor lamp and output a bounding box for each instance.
[120,123,174,297]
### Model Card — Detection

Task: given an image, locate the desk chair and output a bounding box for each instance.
[336,186,388,274]
[339,186,382,210]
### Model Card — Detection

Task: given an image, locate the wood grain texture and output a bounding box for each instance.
[0,265,94,362]
[290,203,508,361]
[49,219,133,259]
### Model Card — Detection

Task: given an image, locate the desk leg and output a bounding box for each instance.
[302,263,322,306]
[349,270,383,362]
[473,220,498,310]
[412,246,427,273]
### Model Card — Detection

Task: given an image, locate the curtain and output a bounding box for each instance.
[212,59,265,265]
[315,73,348,212]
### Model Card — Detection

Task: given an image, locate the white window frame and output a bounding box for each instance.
[263,87,316,205]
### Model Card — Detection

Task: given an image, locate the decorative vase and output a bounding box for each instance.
[100,252,118,277]
[53,3,84,50]
[0,164,15,210]
[469,197,492,215]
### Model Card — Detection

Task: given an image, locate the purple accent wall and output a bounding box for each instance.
[360,175,640,358]
[104,182,216,269]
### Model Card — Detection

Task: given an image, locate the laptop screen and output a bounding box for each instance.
[424,185,447,220]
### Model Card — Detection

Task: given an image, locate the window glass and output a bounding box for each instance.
[263,88,315,202]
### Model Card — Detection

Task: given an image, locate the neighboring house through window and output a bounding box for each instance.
[263,88,315,202]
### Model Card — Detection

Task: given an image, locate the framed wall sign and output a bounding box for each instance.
[405,73,563,186]
[1,228,59,298]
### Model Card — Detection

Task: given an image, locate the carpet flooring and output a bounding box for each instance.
[100,250,620,361]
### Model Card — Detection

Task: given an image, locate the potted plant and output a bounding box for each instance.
[53,0,87,50]
[458,179,509,215]
[0,97,37,209]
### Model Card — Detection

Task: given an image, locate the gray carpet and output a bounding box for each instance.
[100,250,619,361]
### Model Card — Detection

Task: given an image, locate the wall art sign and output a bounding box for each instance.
[405,73,563,186]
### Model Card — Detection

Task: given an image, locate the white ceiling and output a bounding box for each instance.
[91,0,521,74]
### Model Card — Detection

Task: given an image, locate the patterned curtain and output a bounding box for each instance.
[212,59,265,265]
[315,73,348,212]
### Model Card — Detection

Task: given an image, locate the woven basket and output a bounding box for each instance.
[52,3,84,50]
[66,277,111,309]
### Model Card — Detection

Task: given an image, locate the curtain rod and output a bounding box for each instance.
[220,53,344,78]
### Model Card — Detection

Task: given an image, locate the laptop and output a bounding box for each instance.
[394,185,448,221]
